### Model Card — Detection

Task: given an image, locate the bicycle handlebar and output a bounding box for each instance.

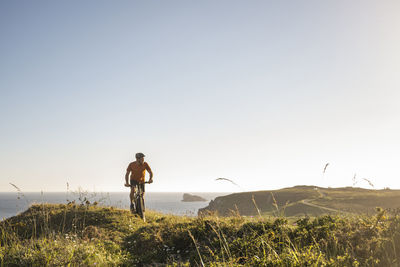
[134,181,152,185]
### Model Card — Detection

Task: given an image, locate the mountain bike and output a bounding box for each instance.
[130,181,150,221]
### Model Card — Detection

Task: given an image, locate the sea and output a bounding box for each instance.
[0,192,231,220]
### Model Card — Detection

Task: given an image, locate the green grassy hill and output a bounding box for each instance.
[199,186,400,216]
[2,202,400,266]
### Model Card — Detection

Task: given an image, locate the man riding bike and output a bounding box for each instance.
[124,152,153,213]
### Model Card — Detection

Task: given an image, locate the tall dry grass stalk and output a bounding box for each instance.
[323,163,329,174]
[208,220,232,264]
[271,192,279,216]
[362,178,375,188]
[252,195,262,218]
[9,183,29,205]
[188,230,205,267]
[352,173,357,186]
[215,178,244,191]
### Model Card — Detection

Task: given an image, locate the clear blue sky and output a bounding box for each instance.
[1,0,399,192]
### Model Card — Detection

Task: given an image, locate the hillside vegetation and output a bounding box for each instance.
[199,186,400,217]
[1,202,400,266]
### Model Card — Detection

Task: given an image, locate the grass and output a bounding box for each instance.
[2,202,400,266]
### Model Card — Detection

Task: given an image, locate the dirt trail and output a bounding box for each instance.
[300,199,349,214]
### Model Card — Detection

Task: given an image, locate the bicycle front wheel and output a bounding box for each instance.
[136,196,145,221]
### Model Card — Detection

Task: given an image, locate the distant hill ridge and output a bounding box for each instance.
[199,185,400,216]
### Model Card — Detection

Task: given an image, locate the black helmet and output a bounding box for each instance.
[135,152,145,159]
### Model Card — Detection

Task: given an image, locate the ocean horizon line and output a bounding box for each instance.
[0,191,234,194]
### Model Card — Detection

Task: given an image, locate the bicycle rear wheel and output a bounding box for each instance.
[130,201,135,214]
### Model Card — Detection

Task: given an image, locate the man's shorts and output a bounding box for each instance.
[130,180,145,192]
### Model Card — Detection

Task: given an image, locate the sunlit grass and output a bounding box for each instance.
[1,202,400,266]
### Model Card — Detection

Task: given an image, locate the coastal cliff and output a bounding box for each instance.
[199,185,400,216]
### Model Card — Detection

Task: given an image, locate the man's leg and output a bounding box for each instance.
[130,185,136,211]
[141,184,145,212]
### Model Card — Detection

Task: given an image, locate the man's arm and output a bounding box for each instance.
[146,163,153,183]
[125,170,131,187]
